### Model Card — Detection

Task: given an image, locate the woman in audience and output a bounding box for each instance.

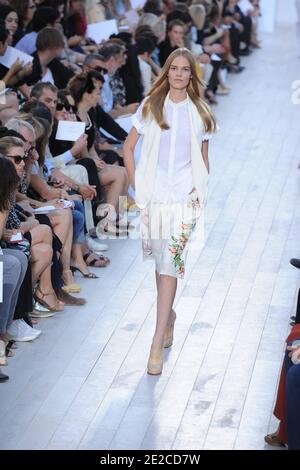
[68,71,130,235]
[5,116,82,295]
[0,135,64,312]
[15,6,60,55]
[9,0,36,42]
[0,4,19,45]
[264,323,300,450]
[0,156,28,382]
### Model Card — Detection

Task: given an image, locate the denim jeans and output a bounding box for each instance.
[72,200,85,244]
[0,249,27,334]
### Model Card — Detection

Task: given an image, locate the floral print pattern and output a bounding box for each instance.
[141,189,203,278]
[169,222,196,277]
[168,191,202,278]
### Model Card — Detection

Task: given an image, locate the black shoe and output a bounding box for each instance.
[0,372,9,382]
[239,47,252,56]
[290,258,300,269]
[227,64,245,73]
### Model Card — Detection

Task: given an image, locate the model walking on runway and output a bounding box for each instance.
[124,48,217,375]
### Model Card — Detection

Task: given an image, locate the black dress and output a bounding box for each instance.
[5,206,33,319]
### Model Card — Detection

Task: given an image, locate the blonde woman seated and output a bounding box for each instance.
[0,135,64,313]
[6,117,81,295]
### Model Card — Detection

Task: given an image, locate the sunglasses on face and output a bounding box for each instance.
[56,102,75,112]
[7,155,28,164]
[87,64,106,73]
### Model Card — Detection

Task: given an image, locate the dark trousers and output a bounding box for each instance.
[295,289,300,324]
[76,158,103,223]
[208,60,222,93]
[285,349,300,450]
[240,15,252,47]
[230,25,241,60]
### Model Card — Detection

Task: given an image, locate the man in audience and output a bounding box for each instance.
[26,27,74,89]
[158,19,185,66]
[82,54,128,143]
[97,43,139,118]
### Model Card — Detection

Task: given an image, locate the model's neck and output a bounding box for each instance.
[169,87,188,103]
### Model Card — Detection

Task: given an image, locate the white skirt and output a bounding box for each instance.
[140,188,203,279]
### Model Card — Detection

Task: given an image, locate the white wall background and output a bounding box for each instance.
[258,0,297,32]
[276,0,297,25]
[259,0,278,32]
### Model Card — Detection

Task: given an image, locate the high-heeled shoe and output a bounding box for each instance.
[33,287,63,312]
[164,310,176,349]
[147,343,164,375]
[70,266,99,279]
[62,270,81,293]
[0,340,8,366]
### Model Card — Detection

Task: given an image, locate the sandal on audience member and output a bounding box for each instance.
[70,265,99,279]
[264,432,285,447]
[33,287,64,312]
[62,270,81,293]
[83,251,110,267]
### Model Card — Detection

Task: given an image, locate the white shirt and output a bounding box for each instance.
[41,68,54,84]
[239,0,255,15]
[133,95,194,203]
[138,57,152,96]
[101,73,114,113]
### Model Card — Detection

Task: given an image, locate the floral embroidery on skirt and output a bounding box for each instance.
[140,189,203,279]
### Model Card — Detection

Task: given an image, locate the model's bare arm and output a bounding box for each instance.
[201,140,210,173]
[123,127,141,190]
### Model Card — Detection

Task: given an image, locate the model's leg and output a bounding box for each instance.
[154,274,177,345]
[155,270,177,347]
[148,273,177,375]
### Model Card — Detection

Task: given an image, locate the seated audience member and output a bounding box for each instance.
[159,19,185,66]
[0,156,28,382]
[15,6,60,55]
[136,36,156,96]
[68,71,130,235]
[97,43,139,117]
[25,27,74,89]
[0,4,19,46]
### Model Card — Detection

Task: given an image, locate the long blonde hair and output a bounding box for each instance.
[142,48,217,132]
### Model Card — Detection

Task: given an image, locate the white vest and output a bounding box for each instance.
[135,96,210,209]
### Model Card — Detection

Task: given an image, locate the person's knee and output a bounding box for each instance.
[287,364,300,390]
[3,254,22,278]
[34,243,53,263]
[39,224,52,243]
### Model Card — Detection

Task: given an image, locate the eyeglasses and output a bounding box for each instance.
[7,155,28,164]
